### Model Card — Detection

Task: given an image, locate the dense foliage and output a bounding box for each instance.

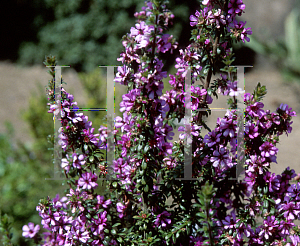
[16,0,200,72]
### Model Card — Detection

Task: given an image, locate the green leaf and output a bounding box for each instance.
[144,185,149,192]
[196,212,206,219]
[142,160,147,170]
[138,144,143,152]
[263,200,269,208]
[143,145,149,154]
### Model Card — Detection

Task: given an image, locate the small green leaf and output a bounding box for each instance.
[142,160,147,170]
[144,185,149,192]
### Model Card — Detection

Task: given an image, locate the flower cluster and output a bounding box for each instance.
[22,0,300,245]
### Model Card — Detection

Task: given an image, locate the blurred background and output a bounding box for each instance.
[0,0,300,244]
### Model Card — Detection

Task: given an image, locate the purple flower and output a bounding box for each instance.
[246,155,268,175]
[78,172,98,190]
[245,121,259,139]
[219,117,236,138]
[287,182,300,201]
[72,228,90,243]
[61,155,70,172]
[278,202,300,220]
[278,103,297,120]
[189,10,200,26]
[92,211,107,235]
[290,234,300,245]
[241,25,252,42]
[117,202,126,219]
[154,211,172,228]
[263,172,280,192]
[207,9,226,28]
[222,210,238,229]
[259,141,278,158]
[96,195,112,209]
[22,222,40,238]
[246,101,265,118]
[114,65,132,85]
[226,80,245,96]
[228,0,245,16]
[72,153,85,169]
[157,34,172,53]
[278,220,295,235]
[203,130,222,147]
[210,146,229,168]
[119,89,140,112]
[259,215,279,240]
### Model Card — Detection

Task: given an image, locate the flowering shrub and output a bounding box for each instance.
[21,0,300,245]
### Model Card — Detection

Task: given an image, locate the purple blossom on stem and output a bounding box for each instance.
[77,172,98,190]
[263,172,280,192]
[259,141,278,158]
[222,210,239,229]
[210,146,229,168]
[154,211,172,228]
[117,202,126,219]
[203,130,222,147]
[219,117,236,138]
[245,121,259,139]
[91,211,107,236]
[189,10,201,26]
[228,0,245,16]
[22,222,40,238]
[278,202,300,221]
[258,215,279,240]
[71,153,85,169]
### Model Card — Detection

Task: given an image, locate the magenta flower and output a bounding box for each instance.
[228,0,245,16]
[78,172,98,190]
[278,103,297,118]
[241,25,252,42]
[61,155,70,172]
[190,10,200,26]
[114,65,132,85]
[219,117,236,138]
[278,220,295,236]
[245,121,259,139]
[222,210,238,229]
[72,153,85,169]
[154,211,172,228]
[203,130,222,147]
[259,215,279,240]
[117,202,126,219]
[210,146,229,168]
[96,195,112,209]
[91,211,107,235]
[259,141,278,158]
[263,172,280,192]
[207,9,226,28]
[278,202,300,221]
[290,234,300,245]
[22,222,40,238]
[119,89,140,112]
